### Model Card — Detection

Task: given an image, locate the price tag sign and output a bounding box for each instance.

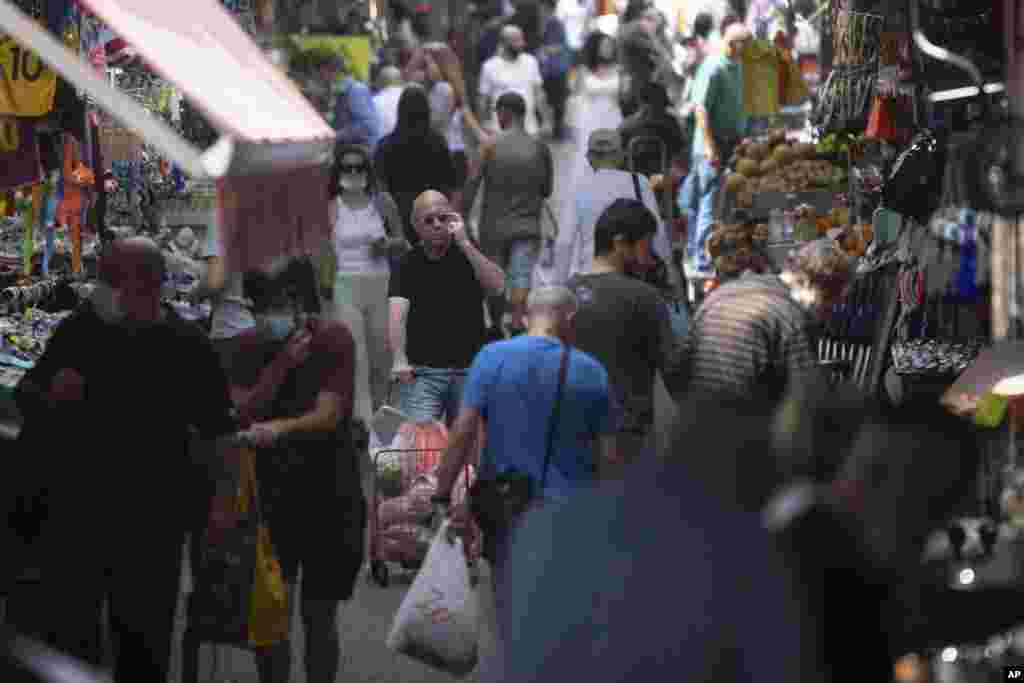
[0,35,57,116]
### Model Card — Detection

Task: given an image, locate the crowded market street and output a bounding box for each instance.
[164,110,679,683]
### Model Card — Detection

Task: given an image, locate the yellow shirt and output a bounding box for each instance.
[740,39,781,118]
[0,35,57,117]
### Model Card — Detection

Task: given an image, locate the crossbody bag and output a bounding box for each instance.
[469,343,570,562]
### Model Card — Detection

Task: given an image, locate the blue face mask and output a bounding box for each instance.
[265,313,296,341]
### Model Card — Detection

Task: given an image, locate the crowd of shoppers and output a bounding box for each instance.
[8,4,1008,683]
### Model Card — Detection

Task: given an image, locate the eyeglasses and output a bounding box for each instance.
[419,212,458,227]
[340,164,368,175]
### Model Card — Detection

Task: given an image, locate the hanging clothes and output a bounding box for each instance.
[741,39,783,121]
[0,118,42,191]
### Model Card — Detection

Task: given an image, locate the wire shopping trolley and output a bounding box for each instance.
[368,371,480,588]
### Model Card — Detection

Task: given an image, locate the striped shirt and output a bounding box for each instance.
[687,274,820,401]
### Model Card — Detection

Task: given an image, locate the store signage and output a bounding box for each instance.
[0,33,56,116]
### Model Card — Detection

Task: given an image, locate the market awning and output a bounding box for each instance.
[0,0,336,272]
[80,0,333,146]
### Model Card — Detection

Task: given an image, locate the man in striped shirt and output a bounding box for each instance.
[686,239,854,402]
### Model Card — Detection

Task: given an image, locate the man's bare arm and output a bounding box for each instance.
[436,407,483,498]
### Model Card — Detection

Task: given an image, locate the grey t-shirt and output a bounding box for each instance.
[478,129,553,263]
[201,221,255,341]
[567,272,686,432]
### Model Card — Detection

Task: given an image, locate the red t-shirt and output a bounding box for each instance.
[229,317,356,428]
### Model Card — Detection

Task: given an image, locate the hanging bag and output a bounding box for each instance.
[385,520,479,676]
[469,344,570,563]
[188,447,290,649]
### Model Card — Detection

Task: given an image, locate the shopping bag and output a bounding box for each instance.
[385,521,479,677]
[188,447,290,649]
[241,450,290,649]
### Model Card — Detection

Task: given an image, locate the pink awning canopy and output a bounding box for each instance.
[80,0,335,145]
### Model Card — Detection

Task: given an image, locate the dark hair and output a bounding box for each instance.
[593,198,658,255]
[719,14,741,36]
[640,81,670,108]
[394,86,433,138]
[244,256,321,316]
[693,12,713,39]
[581,31,615,70]
[622,0,651,24]
[328,144,378,199]
[495,91,527,119]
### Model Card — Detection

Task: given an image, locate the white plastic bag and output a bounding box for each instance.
[385,521,479,677]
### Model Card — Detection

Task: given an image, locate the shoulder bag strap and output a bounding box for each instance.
[632,172,643,202]
[539,343,571,492]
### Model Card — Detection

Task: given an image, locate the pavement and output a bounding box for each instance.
[170,95,679,683]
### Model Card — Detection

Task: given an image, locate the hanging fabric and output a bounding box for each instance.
[0,117,42,191]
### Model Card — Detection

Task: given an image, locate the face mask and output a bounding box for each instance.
[339,174,368,192]
[265,313,296,341]
[91,284,125,324]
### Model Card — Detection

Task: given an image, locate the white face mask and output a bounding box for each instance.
[339,174,368,192]
[91,283,125,324]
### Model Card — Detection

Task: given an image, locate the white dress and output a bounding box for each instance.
[570,68,624,188]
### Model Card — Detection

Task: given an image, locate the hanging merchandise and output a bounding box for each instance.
[864,95,897,142]
[0,117,42,191]
[0,31,57,117]
[883,129,947,226]
[813,8,884,134]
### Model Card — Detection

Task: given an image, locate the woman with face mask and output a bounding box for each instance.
[568,32,624,189]
[319,144,408,436]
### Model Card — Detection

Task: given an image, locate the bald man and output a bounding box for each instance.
[478,24,546,136]
[432,286,617,668]
[10,237,237,682]
[387,191,505,425]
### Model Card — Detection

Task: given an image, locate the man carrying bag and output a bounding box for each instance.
[430,286,618,662]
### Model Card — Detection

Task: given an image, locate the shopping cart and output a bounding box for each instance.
[368,372,480,588]
[368,445,480,588]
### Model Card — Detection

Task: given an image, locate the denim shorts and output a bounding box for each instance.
[397,368,468,425]
[505,238,541,291]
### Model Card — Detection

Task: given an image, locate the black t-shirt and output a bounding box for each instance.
[374,132,457,244]
[389,245,487,369]
[568,272,686,431]
[13,305,237,548]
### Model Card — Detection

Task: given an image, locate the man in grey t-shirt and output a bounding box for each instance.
[467,92,553,335]
[567,199,686,466]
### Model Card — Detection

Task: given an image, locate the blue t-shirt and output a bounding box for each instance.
[461,335,613,499]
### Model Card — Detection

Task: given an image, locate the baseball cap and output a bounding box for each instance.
[588,129,623,156]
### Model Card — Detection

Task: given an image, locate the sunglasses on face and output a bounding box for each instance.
[419,212,458,227]
[340,164,368,174]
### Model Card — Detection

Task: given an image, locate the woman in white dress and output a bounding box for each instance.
[570,31,623,187]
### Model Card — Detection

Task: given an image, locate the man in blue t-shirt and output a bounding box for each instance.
[434,285,618,507]
[432,285,618,667]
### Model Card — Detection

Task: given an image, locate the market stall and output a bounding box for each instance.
[0,0,338,441]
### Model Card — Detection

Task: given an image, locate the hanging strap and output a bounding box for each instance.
[632,172,643,202]
[539,343,571,493]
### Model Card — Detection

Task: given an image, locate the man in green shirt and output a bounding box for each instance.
[682,23,751,275]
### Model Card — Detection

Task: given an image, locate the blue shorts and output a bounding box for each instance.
[505,238,540,291]
[397,368,467,425]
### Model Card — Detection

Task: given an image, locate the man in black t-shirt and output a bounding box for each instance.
[567,199,686,464]
[388,190,506,424]
[8,238,237,682]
